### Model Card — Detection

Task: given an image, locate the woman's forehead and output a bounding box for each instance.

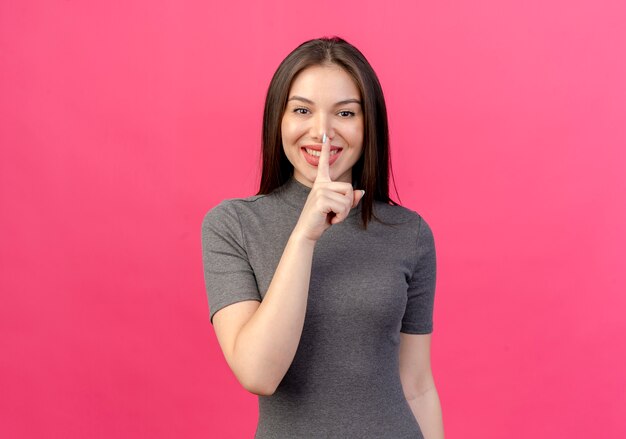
[288,65,361,102]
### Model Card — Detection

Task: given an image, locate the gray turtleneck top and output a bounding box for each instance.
[201,176,437,438]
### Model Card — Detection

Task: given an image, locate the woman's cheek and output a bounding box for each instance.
[282,118,302,143]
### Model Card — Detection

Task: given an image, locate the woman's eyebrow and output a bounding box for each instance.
[335,98,361,106]
[287,96,362,106]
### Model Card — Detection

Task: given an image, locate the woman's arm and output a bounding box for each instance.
[213,230,315,396]
[212,136,364,396]
[400,333,444,439]
[407,386,444,439]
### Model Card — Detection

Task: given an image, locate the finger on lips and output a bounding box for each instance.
[315,132,331,183]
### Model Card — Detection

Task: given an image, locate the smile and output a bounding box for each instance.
[304,148,340,157]
[300,146,343,166]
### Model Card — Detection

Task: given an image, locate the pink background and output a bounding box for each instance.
[1,1,625,438]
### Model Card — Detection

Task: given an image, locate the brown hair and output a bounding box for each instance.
[257,36,400,229]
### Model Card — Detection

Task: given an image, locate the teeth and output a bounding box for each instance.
[305,148,339,157]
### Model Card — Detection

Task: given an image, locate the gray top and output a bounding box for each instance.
[201,176,437,438]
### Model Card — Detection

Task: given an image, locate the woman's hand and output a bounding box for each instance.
[293,134,365,243]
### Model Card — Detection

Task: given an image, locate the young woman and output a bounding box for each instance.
[201,37,443,439]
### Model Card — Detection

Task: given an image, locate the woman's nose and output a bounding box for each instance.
[310,114,335,142]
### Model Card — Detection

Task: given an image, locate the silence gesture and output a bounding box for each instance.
[293,133,365,243]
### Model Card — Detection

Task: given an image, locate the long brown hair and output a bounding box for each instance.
[257,36,400,229]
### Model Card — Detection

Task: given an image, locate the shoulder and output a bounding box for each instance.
[372,201,428,227]
[372,201,435,245]
[202,194,266,224]
[201,194,269,238]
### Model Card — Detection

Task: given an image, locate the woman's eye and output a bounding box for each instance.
[294,107,309,115]
[338,111,355,117]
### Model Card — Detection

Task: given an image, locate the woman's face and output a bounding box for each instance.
[281,64,364,187]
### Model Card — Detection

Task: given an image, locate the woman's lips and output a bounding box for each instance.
[300,146,343,167]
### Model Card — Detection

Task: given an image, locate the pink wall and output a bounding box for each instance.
[1,1,625,437]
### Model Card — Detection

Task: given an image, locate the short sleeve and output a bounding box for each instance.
[201,200,261,325]
[401,216,437,334]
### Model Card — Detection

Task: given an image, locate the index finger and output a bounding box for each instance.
[315,133,332,183]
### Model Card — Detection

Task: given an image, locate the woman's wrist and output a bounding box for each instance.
[290,226,318,248]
